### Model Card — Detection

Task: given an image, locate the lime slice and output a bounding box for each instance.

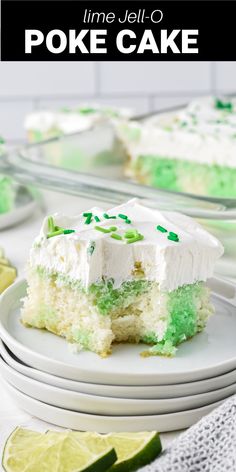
[46,431,111,456]
[2,428,48,470]
[0,265,17,293]
[0,257,10,266]
[107,431,162,471]
[2,428,117,472]
[73,431,162,472]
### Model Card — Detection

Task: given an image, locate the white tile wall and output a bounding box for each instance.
[100,62,212,94]
[215,62,236,93]
[0,62,96,97]
[0,61,235,141]
[0,101,34,140]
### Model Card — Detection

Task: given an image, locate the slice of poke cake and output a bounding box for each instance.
[24,105,131,172]
[24,105,132,143]
[119,96,236,197]
[21,199,223,357]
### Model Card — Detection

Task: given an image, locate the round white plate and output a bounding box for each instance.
[0,186,38,230]
[4,381,224,433]
[1,355,235,416]
[216,257,236,280]
[0,279,236,385]
[2,340,236,400]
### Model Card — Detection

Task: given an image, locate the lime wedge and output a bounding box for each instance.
[73,431,162,471]
[0,265,17,293]
[107,431,162,471]
[2,428,117,472]
[0,257,10,266]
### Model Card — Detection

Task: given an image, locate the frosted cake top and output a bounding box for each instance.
[120,97,236,167]
[30,199,223,291]
[147,96,236,137]
[24,105,132,133]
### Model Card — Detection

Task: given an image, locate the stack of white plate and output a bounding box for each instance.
[0,277,236,433]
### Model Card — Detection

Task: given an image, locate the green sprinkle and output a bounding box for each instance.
[47,229,64,239]
[95,225,117,234]
[95,226,111,234]
[168,233,179,242]
[85,215,93,224]
[124,230,138,239]
[47,216,55,233]
[157,225,167,233]
[94,216,101,222]
[118,214,128,220]
[169,231,179,238]
[111,233,122,241]
[103,213,116,219]
[79,107,97,114]
[125,219,132,224]
[168,236,179,242]
[126,234,144,244]
[63,229,75,234]
[215,98,233,111]
[83,211,93,224]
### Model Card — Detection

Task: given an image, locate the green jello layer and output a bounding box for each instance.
[134,154,236,198]
[0,176,14,214]
[143,282,208,356]
[36,267,150,316]
[35,266,211,356]
[89,278,150,316]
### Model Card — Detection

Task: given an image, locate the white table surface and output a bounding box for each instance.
[0,190,183,467]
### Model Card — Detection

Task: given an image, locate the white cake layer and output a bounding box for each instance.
[30,199,223,292]
[122,96,236,168]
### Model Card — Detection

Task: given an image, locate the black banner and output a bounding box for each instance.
[1,0,236,61]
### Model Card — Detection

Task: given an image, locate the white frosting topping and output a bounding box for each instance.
[24,105,132,133]
[121,97,236,168]
[30,199,223,292]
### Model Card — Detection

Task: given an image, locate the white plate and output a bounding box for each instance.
[4,381,224,433]
[1,356,235,416]
[0,186,38,230]
[0,278,236,386]
[2,340,236,400]
[216,256,236,280]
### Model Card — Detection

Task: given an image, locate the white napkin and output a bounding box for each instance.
[139,394,236,472]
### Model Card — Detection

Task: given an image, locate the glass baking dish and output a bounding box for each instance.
[0,123,236,278]
[1,124,236,216]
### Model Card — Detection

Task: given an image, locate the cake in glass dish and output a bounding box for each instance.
[24,105,131,172]
[21,199,223,357]
[120,96,236,197]
[25,105,132,143]
[0,137,15,214]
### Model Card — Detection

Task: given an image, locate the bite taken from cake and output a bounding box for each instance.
[21,199,223,357]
